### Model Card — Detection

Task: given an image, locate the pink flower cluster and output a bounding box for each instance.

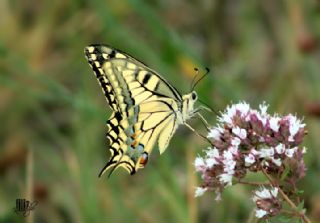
[195,102,307,199]
[252,187,281,219]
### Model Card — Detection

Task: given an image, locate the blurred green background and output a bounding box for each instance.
[1,0,320,222]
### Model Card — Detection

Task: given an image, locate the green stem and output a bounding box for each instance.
[261,168,311,223]
[237,179,271,186]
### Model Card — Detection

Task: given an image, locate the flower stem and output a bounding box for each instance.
[281,209,301,217]
[261,168,311,223]
[237,179,271,186]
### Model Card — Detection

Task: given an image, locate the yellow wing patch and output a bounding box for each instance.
[85,44,184,176]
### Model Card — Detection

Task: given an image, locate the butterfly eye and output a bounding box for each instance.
[191,92,197,100]
[139,152,149,167]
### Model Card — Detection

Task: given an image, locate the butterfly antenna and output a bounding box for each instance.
[190,68,199,91]
[191,67,210,91]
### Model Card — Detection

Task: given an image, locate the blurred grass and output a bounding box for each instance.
[1,0,320,222]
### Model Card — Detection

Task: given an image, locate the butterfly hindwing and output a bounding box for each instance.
[85,44,183,175]
[100,112,136,176]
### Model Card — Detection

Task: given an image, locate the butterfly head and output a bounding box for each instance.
[182,91,198,121]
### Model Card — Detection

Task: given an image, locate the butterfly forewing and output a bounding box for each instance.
[85,44,183,175]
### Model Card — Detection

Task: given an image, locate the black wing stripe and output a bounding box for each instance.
[85,48,120,112]
[89,44,182,101]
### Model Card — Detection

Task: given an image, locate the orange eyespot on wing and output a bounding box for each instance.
[138,152,149,167]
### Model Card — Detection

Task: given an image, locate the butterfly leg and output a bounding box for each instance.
[192,107,210,130]
[197,112,210,130]
[198,105,213,112]
[184,123,213,145]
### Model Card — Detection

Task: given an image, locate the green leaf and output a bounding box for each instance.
[296,190,304,196]
[296,200,305,213]
[281,165,291,181]
[274,215,302,223]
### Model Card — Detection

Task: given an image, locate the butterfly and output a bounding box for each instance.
[84,44,209,176]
